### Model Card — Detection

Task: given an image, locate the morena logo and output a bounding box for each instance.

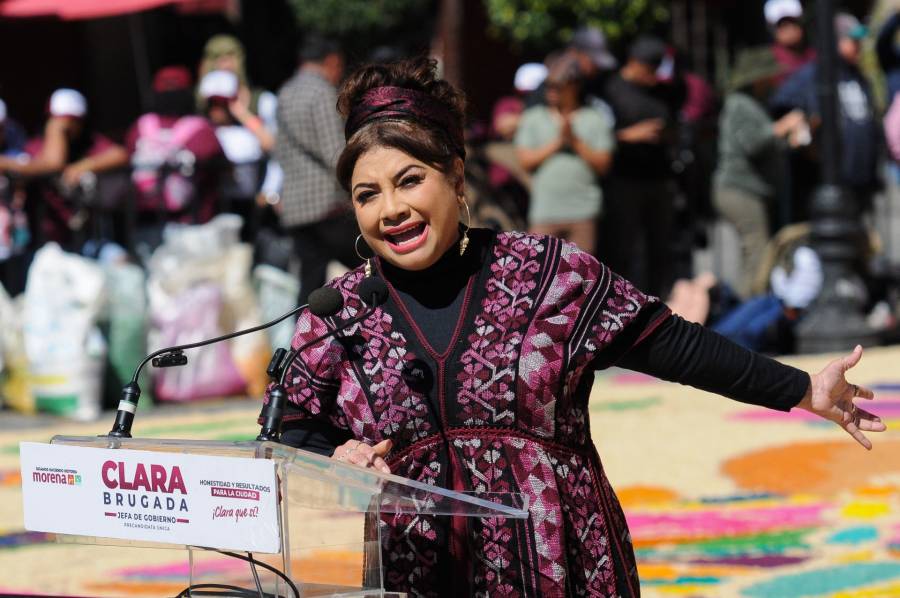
[32,471,82,486]
[101,461,187,494]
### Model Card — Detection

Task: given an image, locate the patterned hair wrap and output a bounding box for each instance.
[345,86,465,158]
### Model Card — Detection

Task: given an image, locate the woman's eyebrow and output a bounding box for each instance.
[392,164,423,183]
[352,181,377,193]
[352,165,422,193]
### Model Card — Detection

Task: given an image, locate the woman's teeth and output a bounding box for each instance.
[389,224,425,244]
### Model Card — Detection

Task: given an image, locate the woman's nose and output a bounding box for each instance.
[380,191,410,223]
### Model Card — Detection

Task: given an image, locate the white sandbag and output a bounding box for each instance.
[0,284,32,413]
[22,243,107,419]
[152,283,245,402]
[147,220,268,400]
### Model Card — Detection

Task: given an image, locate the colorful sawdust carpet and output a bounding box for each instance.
[1,346,899,596]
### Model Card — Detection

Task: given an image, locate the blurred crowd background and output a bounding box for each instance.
[2,0,900,420]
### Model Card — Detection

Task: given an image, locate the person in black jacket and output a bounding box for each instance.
[771,12,880,211]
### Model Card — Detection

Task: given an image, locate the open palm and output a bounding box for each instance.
[797,345,886,450]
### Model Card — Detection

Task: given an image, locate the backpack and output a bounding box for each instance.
[131,114,207,212]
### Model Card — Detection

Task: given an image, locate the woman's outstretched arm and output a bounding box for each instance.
[616,309,885,449]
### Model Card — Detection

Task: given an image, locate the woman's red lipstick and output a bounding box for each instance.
[383,222,429,254]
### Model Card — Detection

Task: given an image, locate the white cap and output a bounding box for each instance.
[765,0,803,26]
[514,63,548,93]
[0,99,6,123]
[199,70,239,100]
[49,88,87,118]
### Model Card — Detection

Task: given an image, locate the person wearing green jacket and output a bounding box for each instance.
[713,47,807,297]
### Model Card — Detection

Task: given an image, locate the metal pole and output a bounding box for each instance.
[128,13,152,113]
[693,1,707,77]
[796,0,877,353]
[815,0,840,184]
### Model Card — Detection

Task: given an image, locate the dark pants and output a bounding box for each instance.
[291,213,362,304]
[601,177,675,298]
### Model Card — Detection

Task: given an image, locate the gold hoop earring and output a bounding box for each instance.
[459,199,471,256]
[355,234,373,277]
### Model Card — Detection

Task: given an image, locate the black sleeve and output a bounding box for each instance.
[279,420,353,457]
[616,308,809,411]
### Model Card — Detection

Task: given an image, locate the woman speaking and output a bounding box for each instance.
[272,57,885,596]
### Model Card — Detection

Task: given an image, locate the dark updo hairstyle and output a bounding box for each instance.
[336,56,466,192]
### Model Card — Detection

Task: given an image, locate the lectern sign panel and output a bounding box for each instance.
[20,442,281,553]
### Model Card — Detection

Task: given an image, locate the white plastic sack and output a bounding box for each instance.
[147,218,268,400]
[0,284,31,413]
[22,243,107,420]
[152,283,245,402]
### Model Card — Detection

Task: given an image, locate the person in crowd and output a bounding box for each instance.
[518,61,549,109]
[0,99,27,159]
[198,33,282,211]
[515,52,614,253]
[0,98,30,293]
[491,97,523,147]
[487,62,543,175]
[199,69,266,233]
[601,35,685,297]
[877,10,900,167]
[765,0,815,83]
[714,47,807,298]
[568,26,618,111]
[765,0,816,226]
[658,48,716,127]
[713,244,823,351]
[486,89,524,186]
[201,70,262,155]
[270,56,885,597]
[514,62,548,99]
[275,34,359,303]
[196,33,276,151]
[525,27,617,117]
[678,51,719,195]
[126,66,223,248]
[878,9,900,103]
[771,12,880,212]
[477,63,545,227]
[0,89,128,247]
[659,47,718,282]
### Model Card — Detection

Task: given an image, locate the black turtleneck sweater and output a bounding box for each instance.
[281,230,810,454]
[377,228,487,354]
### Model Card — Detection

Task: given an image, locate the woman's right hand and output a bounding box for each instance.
[333,439,393,474]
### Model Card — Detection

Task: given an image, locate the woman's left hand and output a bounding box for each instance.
[797,345,886,450]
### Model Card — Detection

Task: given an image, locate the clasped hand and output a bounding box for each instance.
[332,438,392,473]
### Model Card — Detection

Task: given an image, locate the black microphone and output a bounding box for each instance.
[357,276,389,308]
[107,287,344,439]
[257,277,389,442]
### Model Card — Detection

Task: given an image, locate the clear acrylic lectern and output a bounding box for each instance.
[49,436,529,597]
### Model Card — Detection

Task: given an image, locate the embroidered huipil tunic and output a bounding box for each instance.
[280,230,667,597]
